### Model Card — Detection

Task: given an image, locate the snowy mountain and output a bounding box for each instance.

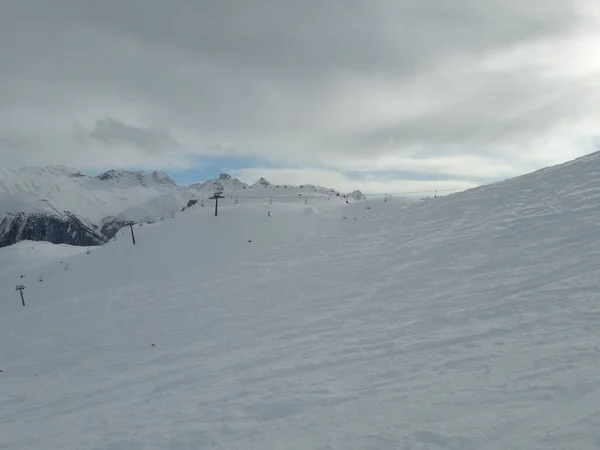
[95,168,177,187]
[347,189,367,200]
[0,167,358,248]
[0,166,192,248]
[188,173,347,199]
[2,151,600,448]
[252,176,271,188]
[188,172,249,194]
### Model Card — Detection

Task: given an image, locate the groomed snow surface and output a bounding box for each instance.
[3,154,600,449]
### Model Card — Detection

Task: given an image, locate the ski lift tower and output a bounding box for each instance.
[15,284,26,306]
[125,220,137,245]
[210,191,225,217]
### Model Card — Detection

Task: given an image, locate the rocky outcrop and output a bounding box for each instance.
[0,212,107,248]
[99,217,128,241]
[97,169,128,182]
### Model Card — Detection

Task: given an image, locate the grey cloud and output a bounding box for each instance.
[72,0,585,78]
[0,0,597,178]
[375,81,592,149]
[88,118,179,154]
[0,137,20,150]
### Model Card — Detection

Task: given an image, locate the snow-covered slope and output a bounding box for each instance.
[0,240,89,276]
[4,152,600,448]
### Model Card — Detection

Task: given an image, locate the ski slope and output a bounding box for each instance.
[2,153,600,449]
[0,240,89,276]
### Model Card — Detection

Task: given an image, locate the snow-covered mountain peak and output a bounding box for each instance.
[95,169,149,185]
[189,174,249,193]
[96,169,131,182]
[253,177,271,187]
[347,190,367,200]
[149,170,177,186]
[18,165,85,179]
[95,169,178,189]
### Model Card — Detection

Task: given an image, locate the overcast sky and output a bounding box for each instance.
[1,0,599,193]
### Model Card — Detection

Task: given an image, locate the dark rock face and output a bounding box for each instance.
[96,169,126,182]
[187,199,198,208]
[100,217,128,241]
[0,212,107,248]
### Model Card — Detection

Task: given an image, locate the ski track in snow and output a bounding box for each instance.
[2,156,600,448]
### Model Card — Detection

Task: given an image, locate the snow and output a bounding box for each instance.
[0,240,89,276]
[2,153,600,448]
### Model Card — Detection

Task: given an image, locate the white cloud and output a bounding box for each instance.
[232,167,480,195]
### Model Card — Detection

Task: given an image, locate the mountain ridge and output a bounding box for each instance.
[0,166,363,248]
